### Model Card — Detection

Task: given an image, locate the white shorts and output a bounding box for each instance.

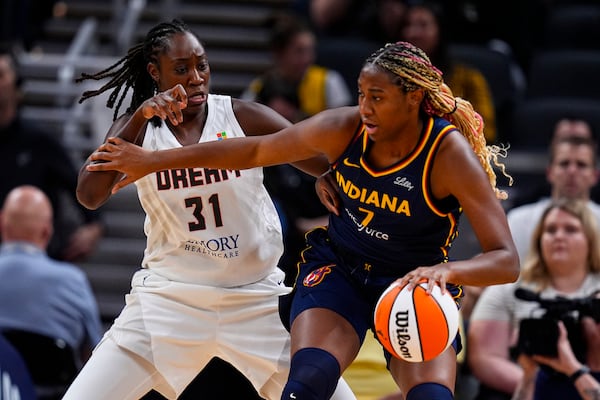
[71,267,292,399]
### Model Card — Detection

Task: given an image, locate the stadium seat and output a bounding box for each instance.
[449,42,525,142]
[507,97,600,151]
[316,38,380,105]
[527,50,600,100]
[2,329,79,400]
[542,5,600,50]
[0,333,37,400]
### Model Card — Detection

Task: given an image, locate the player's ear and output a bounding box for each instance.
[147,62,159,84]
[407,89,424,112]
[408,89,424,106]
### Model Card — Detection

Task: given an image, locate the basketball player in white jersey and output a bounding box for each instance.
[64,19,355,400]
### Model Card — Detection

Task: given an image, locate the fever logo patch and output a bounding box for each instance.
[303,265,333,287]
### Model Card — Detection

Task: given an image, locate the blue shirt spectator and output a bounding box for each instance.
[0,186,103,362]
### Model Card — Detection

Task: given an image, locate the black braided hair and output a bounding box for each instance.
[76,19,191,123]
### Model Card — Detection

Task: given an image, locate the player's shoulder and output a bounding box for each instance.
[230,97,291,135]
[231,96,268,114]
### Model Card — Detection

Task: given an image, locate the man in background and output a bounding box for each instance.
[0,185,103,365]
[0,43,103,262]
[508,119,600,261]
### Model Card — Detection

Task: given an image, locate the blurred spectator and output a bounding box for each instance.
[511,118,598,208]
[290,0,364,38]
[0,43,103,262]
[402,1,497,143]
[241,12,352,122]
[0,0,58,51]
[507,134,600,262]
[0,185,103,365]
[553,118,596,142]
[359,0,408,44]
[241,12,352,280]
[469,199,600,400]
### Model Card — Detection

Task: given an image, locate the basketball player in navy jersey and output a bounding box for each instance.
[87,41,520,400]
[65,19,355,400]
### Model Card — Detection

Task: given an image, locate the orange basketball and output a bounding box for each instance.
[374,282,459,362]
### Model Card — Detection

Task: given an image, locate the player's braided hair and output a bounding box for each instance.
[366,41,512,200]
[76,19,190,124]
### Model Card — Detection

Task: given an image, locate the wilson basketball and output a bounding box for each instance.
[374,281,459,362]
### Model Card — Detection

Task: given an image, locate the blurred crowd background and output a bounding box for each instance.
[1,0,600,398]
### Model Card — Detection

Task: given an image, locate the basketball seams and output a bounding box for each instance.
[374,282,459,363]
[422,287,450,354]
[427,284,452,340]
[387,294,397,357]
[413,285,426,362]
[374,284,402,356]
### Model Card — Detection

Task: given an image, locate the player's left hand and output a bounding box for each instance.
[87,137,155,192]
[395,264,452,294]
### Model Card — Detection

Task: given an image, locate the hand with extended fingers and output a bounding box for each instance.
[142,84,188,125]
[87,137,155,192]
[395,264,453,294]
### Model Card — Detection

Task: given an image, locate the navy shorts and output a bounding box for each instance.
[280,227,463,359]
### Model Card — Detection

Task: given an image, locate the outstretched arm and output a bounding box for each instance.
[87,106,360,192]
[232,99,331,178]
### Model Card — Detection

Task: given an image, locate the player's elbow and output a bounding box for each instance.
[77,190,100,210]
[500,248,520,284]
[76,185,109,210]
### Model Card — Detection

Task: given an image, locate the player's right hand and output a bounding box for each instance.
[141,84,188,125]
[315,169,341,216]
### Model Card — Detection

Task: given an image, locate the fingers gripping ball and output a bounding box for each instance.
[374,282,459,362]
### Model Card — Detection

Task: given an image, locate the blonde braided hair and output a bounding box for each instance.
[366,41,512,200]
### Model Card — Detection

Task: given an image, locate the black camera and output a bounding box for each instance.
[514,287,600,361]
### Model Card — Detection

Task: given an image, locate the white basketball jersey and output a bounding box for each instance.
[135,94,284,286]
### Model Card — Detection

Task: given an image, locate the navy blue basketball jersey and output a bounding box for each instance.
[327,116,461,275]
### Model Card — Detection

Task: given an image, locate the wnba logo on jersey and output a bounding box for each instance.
[303,265,333,287]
